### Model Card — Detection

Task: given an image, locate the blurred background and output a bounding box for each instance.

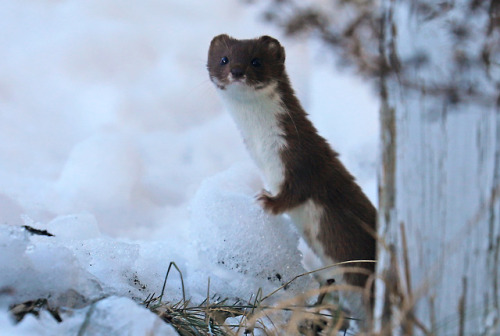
[0,0,379,239]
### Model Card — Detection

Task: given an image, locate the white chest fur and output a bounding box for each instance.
[218,81,287,194]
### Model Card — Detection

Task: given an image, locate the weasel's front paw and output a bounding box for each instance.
[256,189,279,214]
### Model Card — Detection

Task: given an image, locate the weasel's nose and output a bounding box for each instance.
[230,68,245,78]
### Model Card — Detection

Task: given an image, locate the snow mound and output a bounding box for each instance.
[190,164,312,300]
[0,176,314,334]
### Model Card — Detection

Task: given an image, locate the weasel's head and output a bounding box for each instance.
[207,34,286,91]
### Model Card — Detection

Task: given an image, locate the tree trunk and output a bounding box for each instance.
[377,0,500,334]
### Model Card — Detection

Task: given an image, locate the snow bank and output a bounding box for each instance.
[0,165,311,303]
[0,165,313,333]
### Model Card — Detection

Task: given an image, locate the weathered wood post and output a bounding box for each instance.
[376,1,500,334]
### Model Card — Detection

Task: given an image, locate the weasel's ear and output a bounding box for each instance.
[210,34,231,50]
[259,35,285,63]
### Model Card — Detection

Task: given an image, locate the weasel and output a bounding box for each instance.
[207,34,376,321]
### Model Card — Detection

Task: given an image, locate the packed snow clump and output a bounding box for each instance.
[190,164,312,299]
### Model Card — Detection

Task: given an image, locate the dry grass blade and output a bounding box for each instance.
[260,259,376,303]
[147,260,380,335]
[149,298,253,336]
[159,261,186,306]
[10,298,62,323]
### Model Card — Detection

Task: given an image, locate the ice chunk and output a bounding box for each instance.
[0,225,103,304]
[64,238,143,299]
[190,164,311,301]
[0,224,154,305]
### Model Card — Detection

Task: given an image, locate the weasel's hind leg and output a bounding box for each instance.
[297,279,351,335]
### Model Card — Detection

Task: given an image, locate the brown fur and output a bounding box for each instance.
[208,34,376,292]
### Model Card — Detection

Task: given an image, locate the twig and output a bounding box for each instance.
[22,225,54,237]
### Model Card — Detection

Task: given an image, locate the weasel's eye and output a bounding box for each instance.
[251,58,262,67]
[220,56,229,65]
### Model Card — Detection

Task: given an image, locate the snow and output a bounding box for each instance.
[1,296,178,336]
[0,0,379,334]
[190,163,310,295]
